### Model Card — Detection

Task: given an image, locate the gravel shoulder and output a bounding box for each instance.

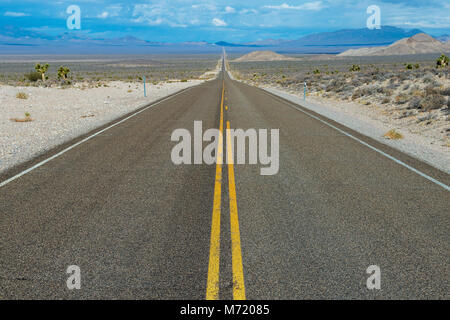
[0,75,217,174]
[228,71,450,174]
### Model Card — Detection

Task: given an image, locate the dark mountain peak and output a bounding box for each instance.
[287,26,424,46]
[215,41,261,47]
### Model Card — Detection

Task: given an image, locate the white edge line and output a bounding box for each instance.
[0,87,195,188]
[262,90,450,192]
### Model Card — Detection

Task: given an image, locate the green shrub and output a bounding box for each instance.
[425,85,439,96]
[349,65,361,72]
[436,54,449,68]
[57,66,70,80]
[395,94,409,105]
[383,129,403,140]
[352,89,363,100]
[420,95,446,111]
[406,64,413,70]
[408,98,421,109]
[35,63,50,82]
[16,92,28,99]
[25,71,41,82]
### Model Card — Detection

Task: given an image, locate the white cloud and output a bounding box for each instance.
[97,12,109,19]
[132,3,191,27]
[212,18,227,27]
[240,9,258,15]
[192,4,217,11]
[264,2,324,11]
[225,6,236,14]
[136,17,163,26]
[4,11,29,17]
[93,5,121,19]
[397,21,450,28]
[107,5,122,17]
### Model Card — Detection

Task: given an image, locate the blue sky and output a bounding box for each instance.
[1,0,449,42]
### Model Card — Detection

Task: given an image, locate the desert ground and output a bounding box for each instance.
[0,56,220,173]
[228,53,450,172]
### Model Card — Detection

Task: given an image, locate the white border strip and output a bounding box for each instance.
[0,87,195,188]
[262,91,450,191]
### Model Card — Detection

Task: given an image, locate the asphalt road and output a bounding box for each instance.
[0,60,448,299]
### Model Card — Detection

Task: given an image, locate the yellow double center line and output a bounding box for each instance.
[206,81,224,300]
[226,120,246,300]
[206,80,246,300]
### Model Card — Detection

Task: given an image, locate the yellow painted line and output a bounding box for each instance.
[206,81,225,300]
[226,121,246,300]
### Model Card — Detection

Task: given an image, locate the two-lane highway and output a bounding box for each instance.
[0,59,448,299]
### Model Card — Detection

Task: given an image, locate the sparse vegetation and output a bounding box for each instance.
[16,92,28,99]
[349,64,361,72]
[436,54,449,68]
[383,129,403,140]
[35,63,49,82]
[420,95,446,111]
[11,112,33,122]
[57,66,70,80]
[395,94,409,105]
[0,56,218,86]
[229,55,449,115]
[24,71,41,82]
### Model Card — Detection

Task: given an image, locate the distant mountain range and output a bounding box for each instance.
[339,33,450,56]
[437,34,450,42]
[245,26,424,47]
[0,25,445,55]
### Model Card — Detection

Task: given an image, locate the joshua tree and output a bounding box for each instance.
[35,63,49,82]
[57,66,70,80]
[436,54,449,68]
